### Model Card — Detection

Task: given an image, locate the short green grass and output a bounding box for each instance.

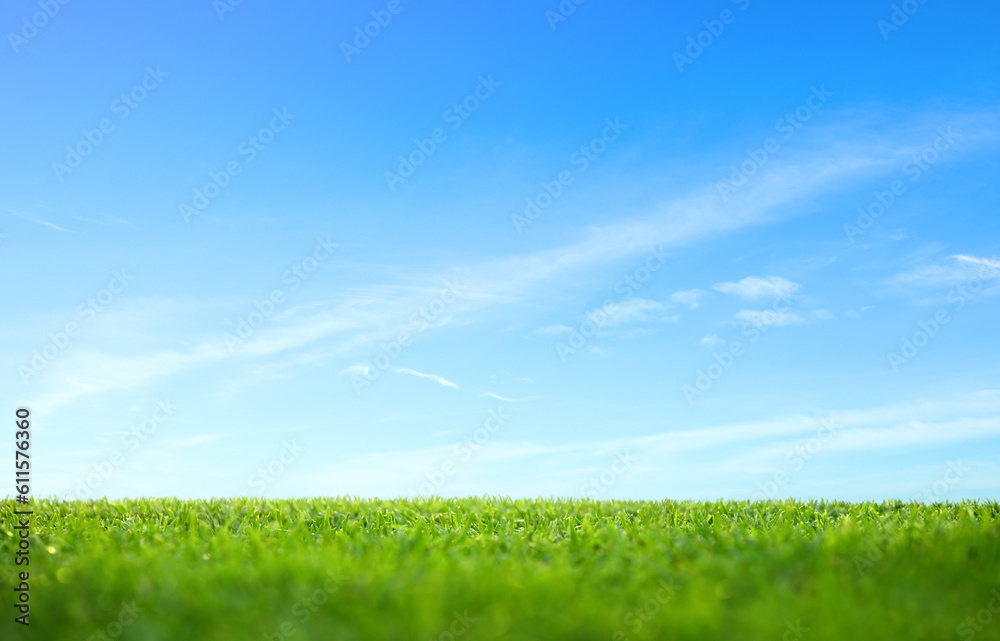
[2,498,999,640]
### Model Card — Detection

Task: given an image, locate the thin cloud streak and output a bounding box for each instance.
[394,367,459,389]
[22,109,1000,409]
[293,391,1000,498]
[481,391,539,402]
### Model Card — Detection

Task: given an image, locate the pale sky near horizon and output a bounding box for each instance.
[3,0,999,501]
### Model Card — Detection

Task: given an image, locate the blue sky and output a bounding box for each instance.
[3,0,999,501]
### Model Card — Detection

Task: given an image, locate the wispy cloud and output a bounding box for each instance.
[24,109,1000,410]
[734,309,806,328]
[27,305,364,409]
[599,297,669,325]
[700,334,724,348]
[291,391,1000,500]
[810,309,835,322]
[481,391,538,402]
[536,324,573,336]
[892,254,1000,288]
[957,255,1000,270]
[394,367,459,389]
[537,298,674,339]
[341,363,371,377]
[714,276,800,300]
[7,208,72,232]
[845,305,874,319]
[71,213,132,227]
[670,289,706,309]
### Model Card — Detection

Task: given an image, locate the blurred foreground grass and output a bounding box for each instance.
[2,498,999,640]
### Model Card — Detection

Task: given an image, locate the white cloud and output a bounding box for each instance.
[700,334,724,348]
[283,391,1000,501]
[26,111,1000,410]
[27,309,365,410]
[536,325,574,336]
[481,391,539,402]
[892,254,1000,288]
[7,208,72,232]
[956,254,1000,271]
[394,367,459,389]
[714,276,800,300]
[71,213,132,227]
[341,363,371,377]
[537,299,672,343]
[670,289,706,309]
[845,305,874,319]
[734,309,806,328]
[482,391,517,402]
[810,309,835,322]
[595,297,667,325]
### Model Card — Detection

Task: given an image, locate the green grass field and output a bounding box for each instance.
[2,498,999,640]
